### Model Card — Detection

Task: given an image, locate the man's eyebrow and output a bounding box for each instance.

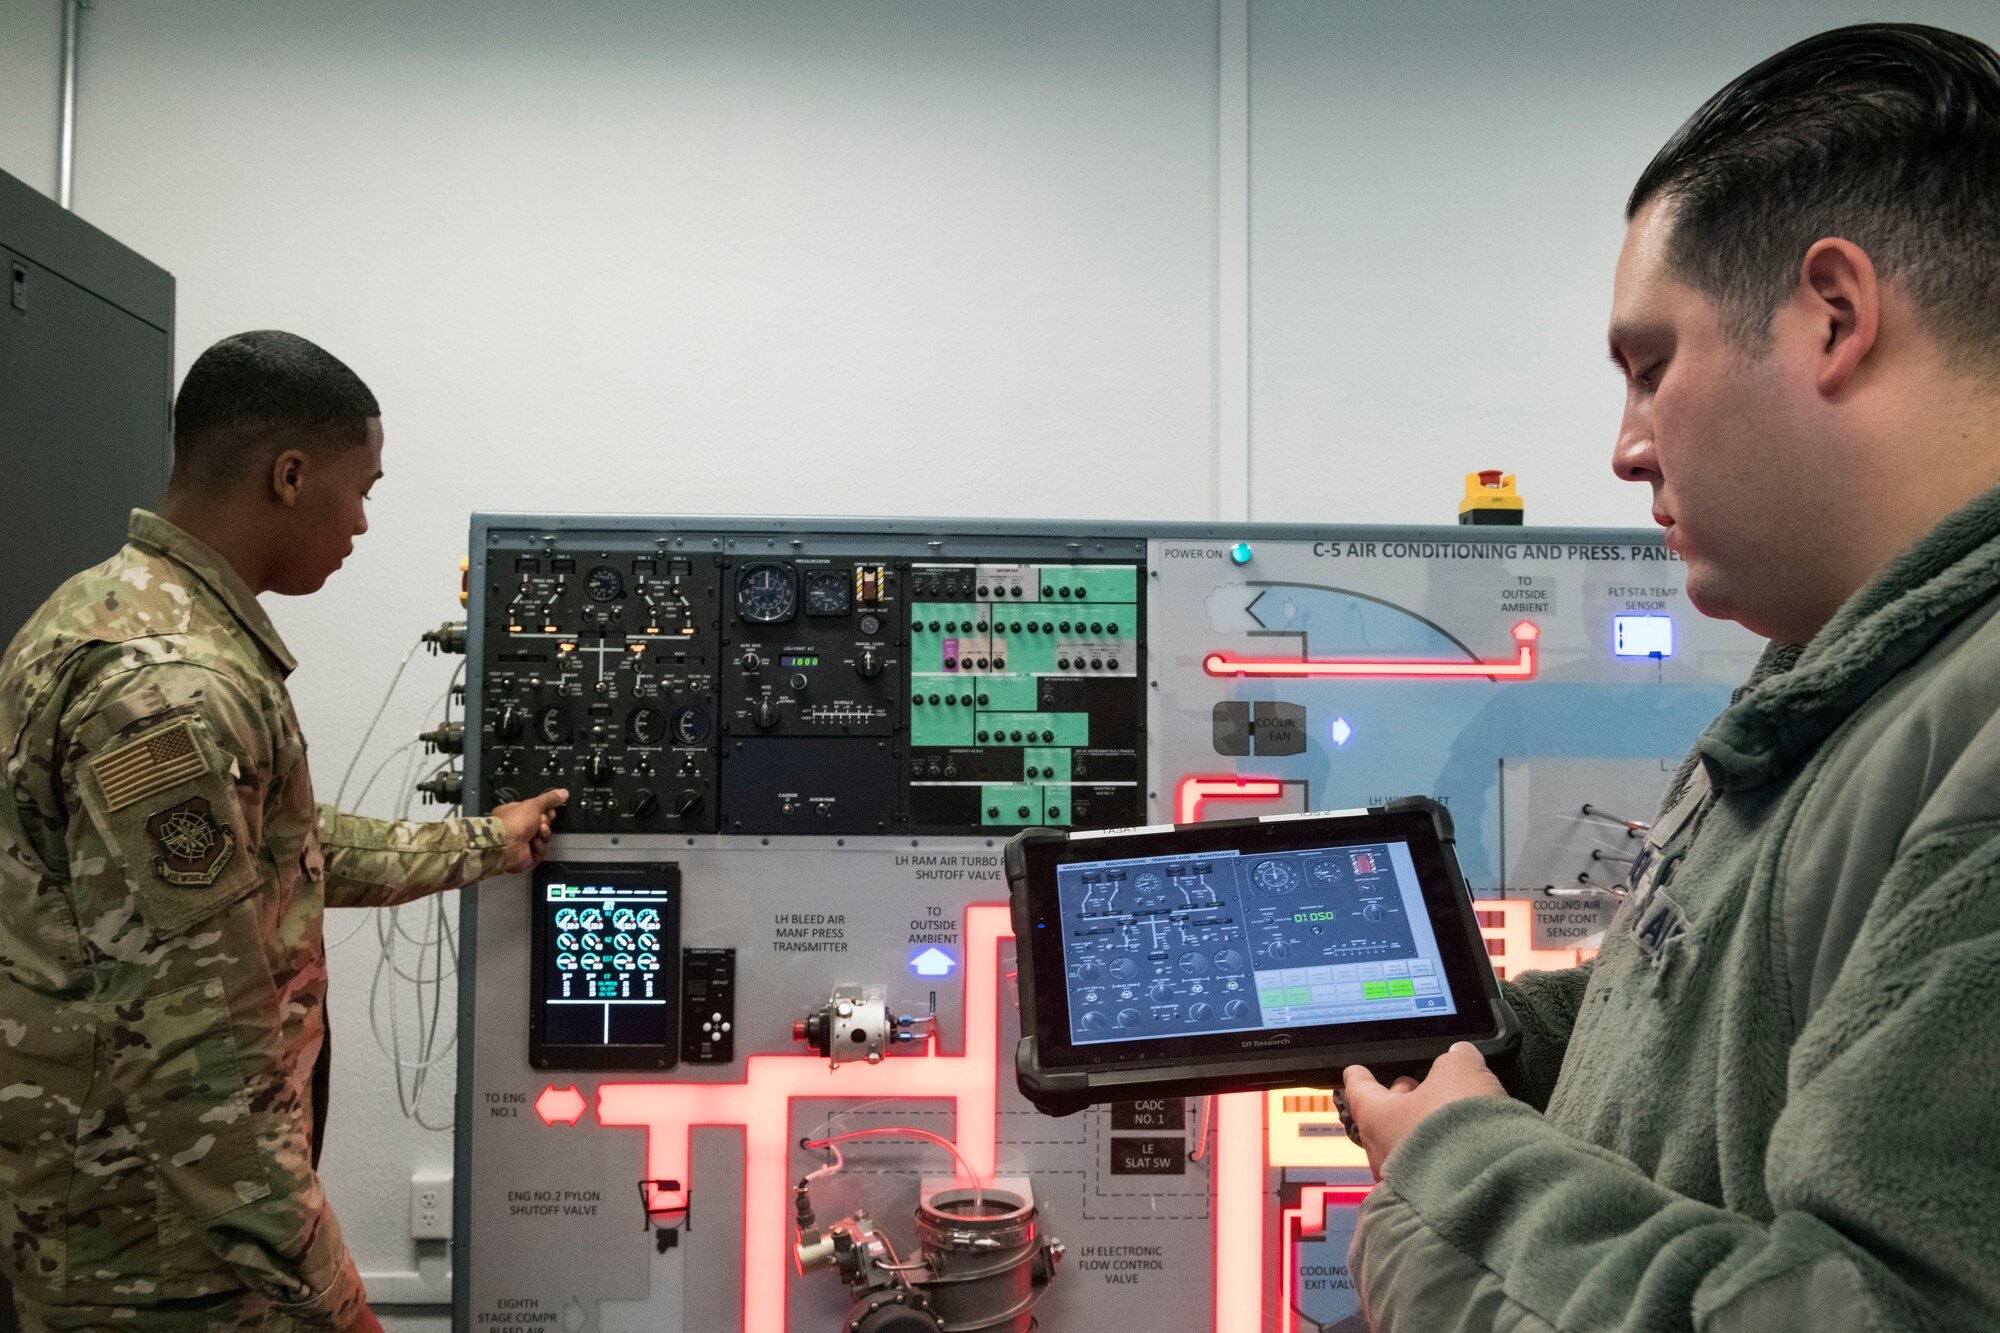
[1606,322,1658,369]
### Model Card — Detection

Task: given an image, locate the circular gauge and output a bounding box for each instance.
[627,707,664,746]
[1251,858,1298,895]
[612,953,635,972]
[1109,956,1140,982]
[614,933,635,951]
[736,563,798,624]
[803,568,852,617]
[637,952,657,971]
[671,705,712,747]
[555,952,578,972]
[581,933,603,951]
[535,705,570,745]
[1178,951,1208,977]
[579,909,603,931]
[638,932,658,950]
[555,908,580,931]
[1133,871,1163,897]
[612,908,638,931]
[556,932,577,951]
[581,953,602,971]
[1213,948,1245,973]
[586,564,624,602]
[637,909,661,930]
[1309,859,1341,885]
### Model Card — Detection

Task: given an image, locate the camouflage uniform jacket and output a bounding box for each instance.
[0,510,507,1324]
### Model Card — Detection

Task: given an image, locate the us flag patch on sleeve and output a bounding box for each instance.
[90,719,212,811]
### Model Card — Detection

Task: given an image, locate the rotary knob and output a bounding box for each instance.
[674,788,706,818]
[586,753,613,784]
[494,703,524,741]
[856,649,882,679]
[630,788,659,817]
[754,697,781,729]
[739,649,763,672]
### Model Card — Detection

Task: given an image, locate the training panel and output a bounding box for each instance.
[455,515,1761,1333]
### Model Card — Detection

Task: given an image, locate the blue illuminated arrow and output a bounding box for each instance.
[910,947,957,978]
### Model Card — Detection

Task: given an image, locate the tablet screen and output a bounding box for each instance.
[1055,838,1458,1047]
[530,861,681,1070]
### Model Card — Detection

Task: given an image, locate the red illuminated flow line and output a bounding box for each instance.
[596,906,1004,1333]
[1204,620,1542,681]
[591,905,1282,1333]
[1178,775,1287,824]
[1279,1184,1378,1333]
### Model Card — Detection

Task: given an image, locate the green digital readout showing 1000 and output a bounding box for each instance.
[1292,910,1337,923]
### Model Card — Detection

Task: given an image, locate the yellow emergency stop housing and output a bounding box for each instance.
[1459,470,1524,525]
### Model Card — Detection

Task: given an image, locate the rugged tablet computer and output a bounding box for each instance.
[1007,798,1518,1116]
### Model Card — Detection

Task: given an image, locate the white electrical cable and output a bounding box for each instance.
[332,640,424,809]
[319,631,470,1129]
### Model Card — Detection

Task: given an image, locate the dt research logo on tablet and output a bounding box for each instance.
[1240,1034,1294,1049]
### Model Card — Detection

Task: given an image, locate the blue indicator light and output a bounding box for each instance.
[1330,716,1353,747]
[910,946,956,978]
[1613,615,1675,658]
[1229,542,1254,566]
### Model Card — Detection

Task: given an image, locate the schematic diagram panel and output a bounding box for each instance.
[457,516,1764,1333]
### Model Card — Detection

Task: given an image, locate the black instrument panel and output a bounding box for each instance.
[474,539,1146,836]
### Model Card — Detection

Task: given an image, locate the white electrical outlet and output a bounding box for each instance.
[410,1168,452,1240]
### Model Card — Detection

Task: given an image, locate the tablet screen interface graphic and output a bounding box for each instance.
[1056,839,1457,1046]
[540,875,675,1048]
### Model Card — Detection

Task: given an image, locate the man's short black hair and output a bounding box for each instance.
[170,330,379,487]
[1628,22,2000,370]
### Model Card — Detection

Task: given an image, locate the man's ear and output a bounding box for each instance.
[270,449,309,508]
[1798,237,1880,399]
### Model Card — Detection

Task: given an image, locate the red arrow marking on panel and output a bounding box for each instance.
[536,1084,587,1126]
[1203,620,1541,681]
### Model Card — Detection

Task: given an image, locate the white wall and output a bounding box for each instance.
[1246,0,2000,526]
[6,0,2000,1323]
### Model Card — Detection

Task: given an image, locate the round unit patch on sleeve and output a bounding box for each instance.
[146,796,238,886]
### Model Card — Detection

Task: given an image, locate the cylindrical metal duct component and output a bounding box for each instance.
[913,1189,1043,1333]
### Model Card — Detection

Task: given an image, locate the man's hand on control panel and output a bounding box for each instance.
[494,788,569,873]
[1342,1042,1511,1180]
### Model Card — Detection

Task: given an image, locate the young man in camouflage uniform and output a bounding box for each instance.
[0,331,567,1331]
[1342,25,2000,1333]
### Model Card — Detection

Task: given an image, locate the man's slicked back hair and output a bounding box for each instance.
[171,330,379,487]
[1628,23,2000,370]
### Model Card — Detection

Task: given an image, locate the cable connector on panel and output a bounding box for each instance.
[422,620,467,655]
[420,721,464,755]
[415,771,462,806]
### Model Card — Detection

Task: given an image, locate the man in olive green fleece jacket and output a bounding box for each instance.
[1341,24,2000,1333]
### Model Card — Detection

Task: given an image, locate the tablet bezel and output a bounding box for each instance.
[1009,802,1513,1105]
